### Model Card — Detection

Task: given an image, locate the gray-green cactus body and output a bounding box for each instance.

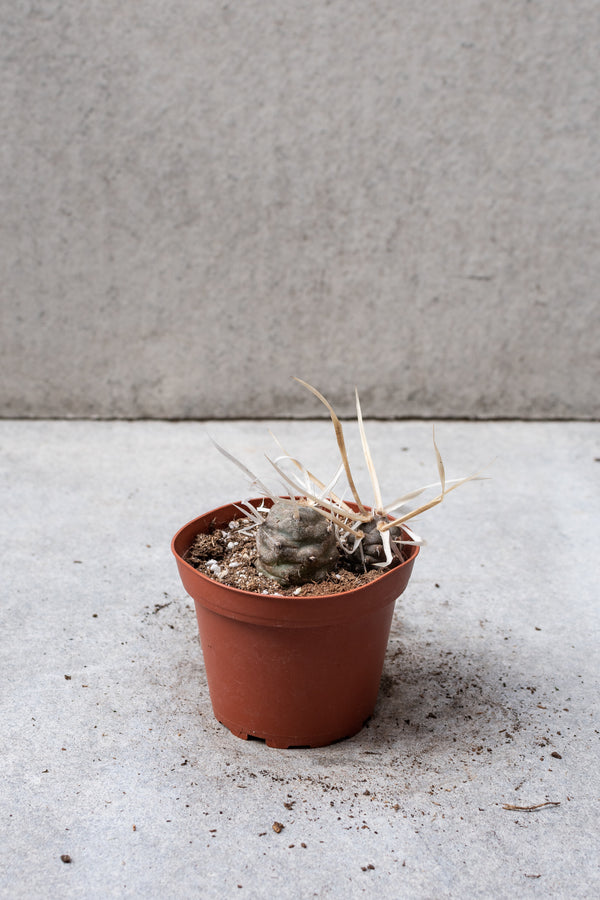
[256,500,339,586]
[350,517,403,568]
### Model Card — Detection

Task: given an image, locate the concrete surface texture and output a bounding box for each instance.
[1,418,599,898]
[2,2,599,419]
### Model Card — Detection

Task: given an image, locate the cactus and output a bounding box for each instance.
[256,500,339,586]
[349,517,404,569]
[212,380,486,588]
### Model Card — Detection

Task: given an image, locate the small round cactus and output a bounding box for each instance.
[349,518,403,568]
[256,500,339,586]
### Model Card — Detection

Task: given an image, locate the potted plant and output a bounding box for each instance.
[172,380,483,749]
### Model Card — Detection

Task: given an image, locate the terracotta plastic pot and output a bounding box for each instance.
[172,499,419,749]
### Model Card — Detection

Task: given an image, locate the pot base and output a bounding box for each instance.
[217,715,370,749]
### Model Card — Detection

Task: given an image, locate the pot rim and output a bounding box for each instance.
[171,497,420,603]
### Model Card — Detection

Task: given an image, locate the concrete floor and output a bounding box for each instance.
[1,419,599,899]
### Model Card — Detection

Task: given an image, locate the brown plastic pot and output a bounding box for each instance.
[172,499,419,749]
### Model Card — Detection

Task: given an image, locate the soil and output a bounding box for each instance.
[183,516,403,596]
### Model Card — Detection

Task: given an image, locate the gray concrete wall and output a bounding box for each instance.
[1,1,598,419]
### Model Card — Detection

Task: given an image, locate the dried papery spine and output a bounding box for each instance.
[211,379,487,586]
[355,388,383,511]
[347,517,404,570]
[295,382,486,547]
[269,429,355,517]
[265,455,368,534]
[293,378,369,516]
[210,437,278,502]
